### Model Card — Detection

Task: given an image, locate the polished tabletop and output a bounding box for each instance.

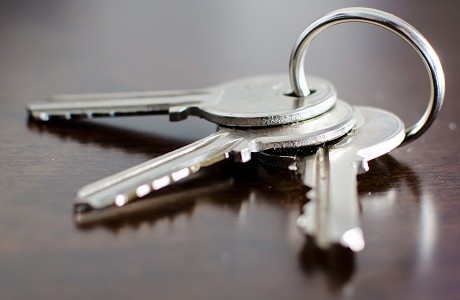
[0,1,459,299]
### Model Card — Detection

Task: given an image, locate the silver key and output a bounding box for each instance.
[74,100,355,214]
[296,106,405,252]
[75,174,234,225]
[28,74,336,127]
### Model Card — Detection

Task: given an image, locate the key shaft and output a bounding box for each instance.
[297,106,405,251]
[75,131,243,212]
[28,90,214,121]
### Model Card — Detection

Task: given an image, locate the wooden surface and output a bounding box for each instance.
[0,1,459,299]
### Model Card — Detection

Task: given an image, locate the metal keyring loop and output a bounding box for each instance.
[289,7,445,146]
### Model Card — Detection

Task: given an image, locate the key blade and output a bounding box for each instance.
[74,177,234,226]
[28,89,216,121]
[75,131,244,212]
[296,148,328,245]
[295,153,317,190]
[296,152,319,235]
[297,147,365,252]
[299,107,405,252]
[327,150,364,252]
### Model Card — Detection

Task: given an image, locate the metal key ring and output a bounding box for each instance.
[289,7,445,146]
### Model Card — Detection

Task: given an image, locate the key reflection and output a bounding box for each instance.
[297,154,423,294]
[417,193,437,275]
[74,160,306,231]
[28,118,437,295]
[358,155,421,198]
[298,240,355,293]
[359,155,437,277]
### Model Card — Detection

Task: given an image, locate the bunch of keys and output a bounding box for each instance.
[27,8,444,252]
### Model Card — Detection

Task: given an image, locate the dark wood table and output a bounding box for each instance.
[0,1,458,299]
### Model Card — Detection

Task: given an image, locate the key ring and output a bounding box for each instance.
[289,7,445,146]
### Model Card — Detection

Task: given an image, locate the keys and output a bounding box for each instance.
[27,74,337,127]
[295,106,405,251]
[26,7,444,246]
[74,100,355,214]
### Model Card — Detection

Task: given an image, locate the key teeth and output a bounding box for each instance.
[28,110,57,122]
[76,166,200,213]
[297,202,317,236]
[296,215,309,231]
[29,110,97,121]
[36,112,50,121]
[234,149,251,163]
[169,106,190,121]
[74,202,94,214]
[305,188,312,198]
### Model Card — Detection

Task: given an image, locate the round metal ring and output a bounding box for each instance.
[289,7,445,145]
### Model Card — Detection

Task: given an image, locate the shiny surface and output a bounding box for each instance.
[0,1,459,299]
[28,74,338,127]
[75,100,354,214]
[289,7,445,145]
[297,106,405,251]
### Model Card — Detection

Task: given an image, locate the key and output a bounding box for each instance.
[28,74,337,127]
[75,173,234,226]
[296,106,405,252]
[74,100,355,214]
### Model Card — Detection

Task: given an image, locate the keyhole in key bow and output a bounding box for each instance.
[284,89,317,98]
